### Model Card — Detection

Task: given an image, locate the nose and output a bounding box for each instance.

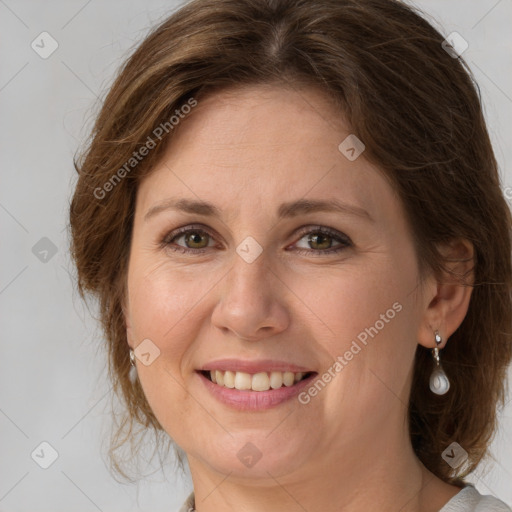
[210,251,290,342]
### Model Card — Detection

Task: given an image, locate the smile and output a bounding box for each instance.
[201,369,315,391]
[196,369,319,410]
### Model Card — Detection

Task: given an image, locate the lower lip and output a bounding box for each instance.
[196,371,318,411]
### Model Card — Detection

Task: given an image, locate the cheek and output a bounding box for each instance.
[296,257,416,356]
[126,263,207,434]
[296,253,421,413]
[127,259,206,345]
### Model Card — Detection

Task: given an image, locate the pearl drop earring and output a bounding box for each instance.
[429,331,450,395]
[129,348,137,384]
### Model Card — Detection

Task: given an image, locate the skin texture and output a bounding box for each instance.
[124,84,474,512]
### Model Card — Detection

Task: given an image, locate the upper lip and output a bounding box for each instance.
[197,359,315,374]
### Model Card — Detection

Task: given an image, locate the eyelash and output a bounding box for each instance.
[160,224,353,256]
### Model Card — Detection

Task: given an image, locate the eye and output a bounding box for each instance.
[291,226,352,256]
[160,224,352,255]
[161,225,215,254]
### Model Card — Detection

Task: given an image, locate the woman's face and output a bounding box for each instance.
[124,84,435,482]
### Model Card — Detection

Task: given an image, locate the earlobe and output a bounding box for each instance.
[121,298,135,349]
[417,238,475,349]
[125,317,135,349]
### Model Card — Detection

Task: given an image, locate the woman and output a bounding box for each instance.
[69,0,512,510]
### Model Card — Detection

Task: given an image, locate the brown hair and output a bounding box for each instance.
[69,0,512,485]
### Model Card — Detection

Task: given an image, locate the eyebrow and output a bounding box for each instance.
[144,197,373,222]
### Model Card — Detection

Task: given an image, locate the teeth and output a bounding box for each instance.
[269,371,283,389]
[207,370,309,391]
[252,372,270,391]
[224,370,235,388]
[234,371,252,390]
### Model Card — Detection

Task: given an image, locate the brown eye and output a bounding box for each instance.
[293,226,352,255]
[179,230,210,249]
[162,226,215,254]
[307,232,333,251]
[161,225,352,256]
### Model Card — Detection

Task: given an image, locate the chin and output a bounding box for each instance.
[186,430,314,480]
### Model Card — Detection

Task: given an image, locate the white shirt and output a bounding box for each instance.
[439,484,511,512]
[178,484,512,511]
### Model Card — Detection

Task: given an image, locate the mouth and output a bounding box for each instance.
[198,369,317,392]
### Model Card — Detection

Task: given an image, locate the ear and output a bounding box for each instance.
[121,294,136,350]
[417,238,475,349]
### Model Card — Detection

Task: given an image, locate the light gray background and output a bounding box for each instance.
[1,0,511,510]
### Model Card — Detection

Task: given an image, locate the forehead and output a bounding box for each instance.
[135,84,399,225]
